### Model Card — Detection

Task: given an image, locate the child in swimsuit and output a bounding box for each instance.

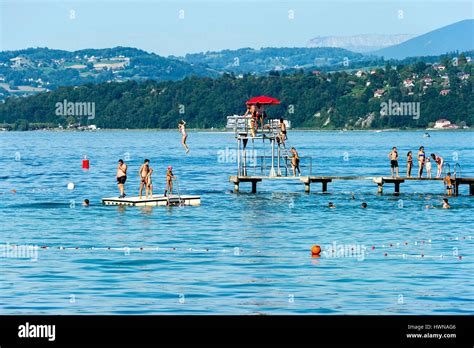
[425,157,432,178]
[406,151,413,178]
[444,172,453,196]
[164,166,175,197]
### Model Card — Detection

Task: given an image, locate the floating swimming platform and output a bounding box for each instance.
[102,194,201,207]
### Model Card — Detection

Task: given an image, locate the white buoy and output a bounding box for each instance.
[67,183,75,190]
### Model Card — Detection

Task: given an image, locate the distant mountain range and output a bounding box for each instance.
[0,20,472,101]
[373,19,474,59]
[181,47,366,74]
[0,46,373,100]
[307,34,414,53]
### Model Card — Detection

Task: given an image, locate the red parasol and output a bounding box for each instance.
[246,96,281,105]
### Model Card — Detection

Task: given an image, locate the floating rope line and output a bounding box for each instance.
[368,235,472,250]
[2,234,470,261]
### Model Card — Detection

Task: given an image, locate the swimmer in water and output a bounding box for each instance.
[328,202,336,209]
[178,120,190,154]
[361,202,367,208]
[442,198,450,209]
[444,172,453,196]
[82,199,90,207]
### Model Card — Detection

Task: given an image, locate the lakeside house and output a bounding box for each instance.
[440,89,450,96]
[433,119,459,129]
[403,79,414,88]
[373,89,385,98]
[10,57,28,68]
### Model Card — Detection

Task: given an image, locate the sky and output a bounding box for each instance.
[1,0,472,56]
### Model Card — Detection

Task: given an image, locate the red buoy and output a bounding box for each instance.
[82,156,89,169]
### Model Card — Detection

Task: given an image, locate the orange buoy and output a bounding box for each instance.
[311,245,321,256]
[82,155,89,169]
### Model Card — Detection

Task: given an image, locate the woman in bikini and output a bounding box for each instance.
[178,120,190,154]
[417,146,425,178]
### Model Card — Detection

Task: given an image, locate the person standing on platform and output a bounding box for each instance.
[388,147,399,178]
[417,146,425,178]
[116,159,128,198]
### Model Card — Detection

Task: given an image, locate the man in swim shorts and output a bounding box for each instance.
[388,147,399,177]
[116,159,127,198]
[138,159,151,199]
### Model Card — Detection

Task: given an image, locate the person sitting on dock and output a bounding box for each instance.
[417,146,425,178]
[430,153,444,178]
[442,198,450,209]
[138,159,151,199]
[290,147,301,176]
[164,166,176,197]
[406,151,413,178]
[388,147,399,177]
[116,159,128,198]
[444,172,453,196]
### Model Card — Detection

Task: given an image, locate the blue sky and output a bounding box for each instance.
[1,0,472,56]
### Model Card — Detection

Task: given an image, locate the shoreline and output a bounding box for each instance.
[1,128,472,133]
[0,128,474,133]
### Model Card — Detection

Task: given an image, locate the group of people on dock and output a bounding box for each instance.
[388,146,444,178]
[388,146,454,196]
[116,159,176,199]
[243,103,267,136]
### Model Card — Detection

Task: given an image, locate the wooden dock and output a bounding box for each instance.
[102,195,201,206]
[229,175,474,195]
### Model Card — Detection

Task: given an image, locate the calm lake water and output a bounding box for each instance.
[1,130,473,314]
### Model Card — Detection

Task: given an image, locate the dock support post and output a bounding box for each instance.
[377,184,383,194]
[305,183,310,193]
[251,181,257,193]
[470,183,474,196]
[234,182,239,193]
[322,181,328,193]
[394,182,400,195]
